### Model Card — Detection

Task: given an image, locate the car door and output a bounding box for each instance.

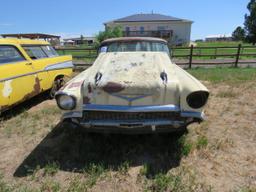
[0,45,36,111]
[21,45,52,92]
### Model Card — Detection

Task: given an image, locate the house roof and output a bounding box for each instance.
[1,33,60,39]
[106,13,192,24]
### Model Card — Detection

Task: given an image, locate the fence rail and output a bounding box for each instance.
[55,44,256,69]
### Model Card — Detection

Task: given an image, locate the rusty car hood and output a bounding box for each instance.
[79,52,180,106]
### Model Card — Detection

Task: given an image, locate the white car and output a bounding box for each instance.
[55,37,209,133]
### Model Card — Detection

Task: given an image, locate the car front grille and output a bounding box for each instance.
[83,111,184,121]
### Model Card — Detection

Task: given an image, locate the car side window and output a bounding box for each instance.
[23,46,48,60]
[41,45,59,57]
[0,45,26,65]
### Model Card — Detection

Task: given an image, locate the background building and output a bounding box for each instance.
[205,34,233,42]
[62,36,96,46]
[104,13,193,45]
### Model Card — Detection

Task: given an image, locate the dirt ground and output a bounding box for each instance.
[0,81,255,192]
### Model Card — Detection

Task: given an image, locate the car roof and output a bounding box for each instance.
[101,37,167,45]
[0,38,50,45]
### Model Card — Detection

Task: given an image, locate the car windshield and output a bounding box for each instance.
[100,41,170,54]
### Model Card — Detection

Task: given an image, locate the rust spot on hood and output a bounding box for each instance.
[102,82,125,93]
[68,81,84,89]
[83,96,91,104]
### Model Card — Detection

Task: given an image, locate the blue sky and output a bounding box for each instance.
[0,0,248,40]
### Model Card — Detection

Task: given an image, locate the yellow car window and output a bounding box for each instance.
[23,46,48,60]
[0,45,26,64]
[41,45,59,57]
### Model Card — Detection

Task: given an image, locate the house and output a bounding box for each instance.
[205,34,233,42]
[104,13,193,45]
[63,36,96,46]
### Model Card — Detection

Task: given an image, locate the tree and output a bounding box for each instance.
[96,26,123,44]
[232,26,246,41]
[80,35,84,44]
[244,0,256,44]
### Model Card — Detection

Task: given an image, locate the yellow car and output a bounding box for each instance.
[0,38,73,113]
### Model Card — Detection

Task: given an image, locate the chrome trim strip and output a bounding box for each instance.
[44,61,73,71]
[0,71,39,82]
[62,111,83,119]
[80,119,184,128]
[110,94,152,102]
[0,60,73,83]
[181,111,205,120]
[83,104,181,112]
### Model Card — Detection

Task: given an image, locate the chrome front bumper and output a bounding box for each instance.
[62,104,205,131]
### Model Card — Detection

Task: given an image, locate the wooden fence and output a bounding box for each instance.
[56,44,256,69]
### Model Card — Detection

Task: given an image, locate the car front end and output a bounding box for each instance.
[55,40,209,133]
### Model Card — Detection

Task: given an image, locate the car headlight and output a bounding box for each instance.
[186,91,209,109]
[56,94,76,110]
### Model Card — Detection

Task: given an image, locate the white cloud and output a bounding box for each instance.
[0,23,14,27]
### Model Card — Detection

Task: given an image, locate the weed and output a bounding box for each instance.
[43,162,60,176]
[67,176,88,192]
[118,161,130,175]
[236,186,256,192]
[179,135,192,156]
[139,163,150,176]
[196,136,208,149]
[0,173,12,192]
[40,180,61,192]
[149,173,181,192]
[83,163,106,188]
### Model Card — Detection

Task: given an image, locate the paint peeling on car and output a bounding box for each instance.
[2,80,13,98]
[68,81,84,89]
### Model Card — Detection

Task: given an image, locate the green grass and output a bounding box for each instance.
[57,49,97,63]
[187,67,256,84]
[149,173,181,192]
[172,41,256,60]
[82,163,107,188]
[57,41,256,63]
[196,136,208,149]
[178,135,192,157]
[196,41,252,47]
[43,162,60,176]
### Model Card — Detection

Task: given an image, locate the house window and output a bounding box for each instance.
[157,26,166,31]
[125,27,130,36]
[140,26,144,34]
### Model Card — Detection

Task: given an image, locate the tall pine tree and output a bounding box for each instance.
[244,0,256,44]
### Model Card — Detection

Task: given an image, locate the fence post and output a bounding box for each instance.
[235,44,242,67]
[189,44,194,69]
[214,48,217,59]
